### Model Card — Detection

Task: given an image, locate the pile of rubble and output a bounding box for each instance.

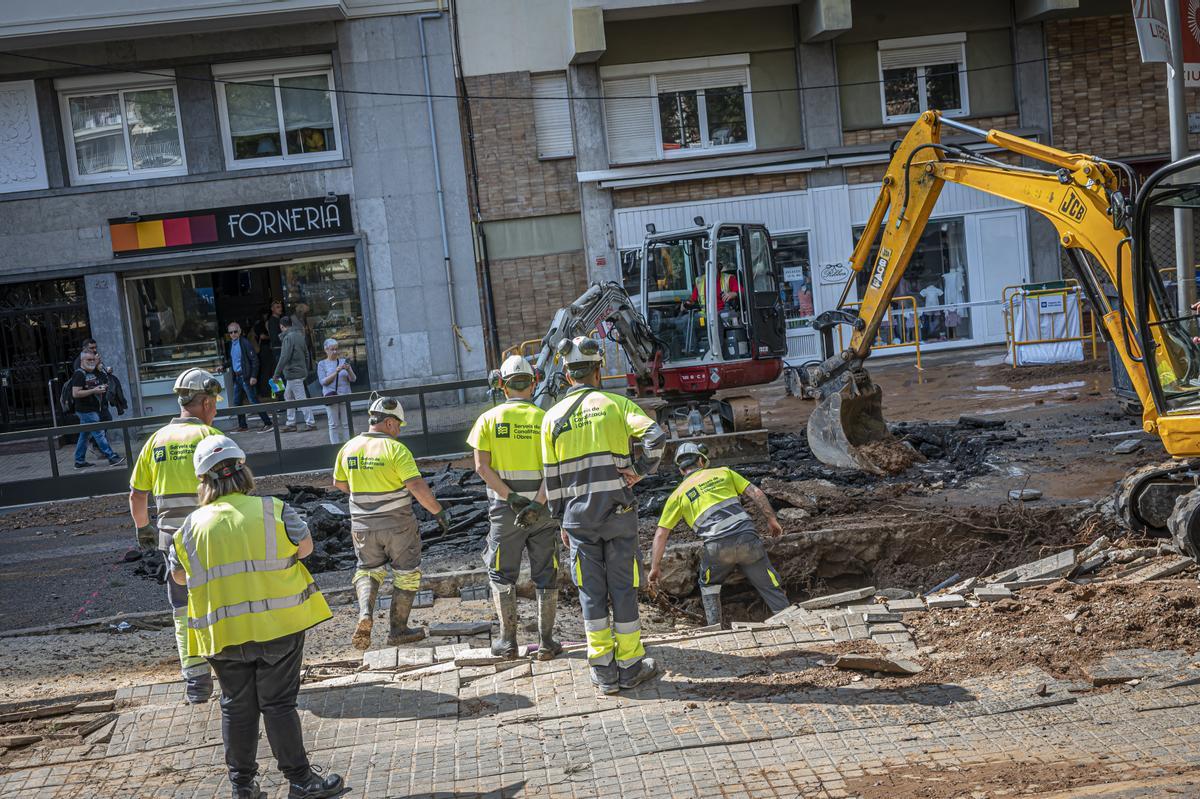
[0,698,118,756]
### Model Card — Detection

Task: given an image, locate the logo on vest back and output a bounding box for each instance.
[153,446,166,463]
[685,488,700,502]
[495,422,511,438]
[346,456,359,470]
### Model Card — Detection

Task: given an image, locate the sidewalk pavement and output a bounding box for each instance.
[3,609,1199,798]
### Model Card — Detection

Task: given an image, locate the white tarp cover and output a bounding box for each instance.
[1005,290,1084,365]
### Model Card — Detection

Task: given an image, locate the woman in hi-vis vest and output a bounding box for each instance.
[169,435,344,799]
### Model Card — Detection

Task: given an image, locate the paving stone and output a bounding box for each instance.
[926,593,967,609]
[413,589,435,609]
[362,647,399,671]
[1073,553,1108,576]
[831,654,923,674]
[72,700,114,714]
[874,588,915,600]
[798,585,876,610]
[454,649,509,666]
[458,584,490,602]
[1010,549,1077,581]
[82,720,117,745]
[1113,439,1144,454]
[974,585,1014,602]
[847,625,871,640]
[429,621,492,637]
[0,735,39,749]
[863,611,901,623]
[885,598,926,613]
[1000,576,1061,590]
[1086,648,1193,686]
[1126,556,1194,583]
[867,622,908,634]
[945,576,979,595]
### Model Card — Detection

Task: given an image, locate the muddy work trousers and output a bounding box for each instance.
[698,530,789,614]
[483,511,559,588]
[566,512,645,669]
[167,574,211,680]
[352,515,421,591]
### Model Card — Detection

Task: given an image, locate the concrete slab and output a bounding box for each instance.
[974,585,1015,602]
[798,585,876,610]
[429,621,492,637]
[1126,556,1194,583]
[886,598,927,613]
[927,593,967,609]
[863,611,901,623]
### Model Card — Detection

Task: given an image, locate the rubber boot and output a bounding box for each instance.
[535,588,563,661]
[351,577,378,651]
[589,662,620,696]
[386,589,426,646]
[490,583,519,658]
[618,657,660,690]
[700,585,724,627]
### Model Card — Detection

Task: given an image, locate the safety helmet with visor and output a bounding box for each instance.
[367,393,406,427]
[674,441,709,470]
[193,435,246,479]
[174,368,223,406]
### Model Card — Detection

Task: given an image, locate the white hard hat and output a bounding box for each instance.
[368,394,406,426]
[174,368,223,403]
[674,441,709,468]
[499,355,535,380]
[193,435,246,478]
[556,336,603,365]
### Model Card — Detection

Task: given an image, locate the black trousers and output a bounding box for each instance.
[208,631,311,787]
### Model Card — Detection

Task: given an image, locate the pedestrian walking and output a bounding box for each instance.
[128,368,223,703]
[333,395,451,650]
[169,435,343,799]
[70,351,124,468]
[257,300,285,389]
[272,315,316,432]
[648,443,789,626]
[225,322,273,432]
[317,339,356,444]
[467,355,561,660]
[540,336,667,694]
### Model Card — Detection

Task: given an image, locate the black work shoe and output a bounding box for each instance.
[288,766,345,799]
[618,657,659,690]
[231,780,265,799]
[589,663,619,696]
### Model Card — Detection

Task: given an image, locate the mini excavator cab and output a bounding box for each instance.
[637,220,787,380]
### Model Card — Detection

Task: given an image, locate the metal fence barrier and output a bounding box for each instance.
[1002,280,1098,368]
[836,294,924,370]
[0,377,489,507]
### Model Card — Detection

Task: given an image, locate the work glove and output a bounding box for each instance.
[136,523,158,550]
[435,509,453,534]
[515,501,549,530]
[506,493,533,514]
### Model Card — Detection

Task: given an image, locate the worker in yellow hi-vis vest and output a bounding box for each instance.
[333,395,450,651]
[129,367,223,704]
[541,336,667,695]
[468,355,561,660]
[649,442,788,626]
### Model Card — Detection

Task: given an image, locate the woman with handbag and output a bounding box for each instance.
[317,338,356,444]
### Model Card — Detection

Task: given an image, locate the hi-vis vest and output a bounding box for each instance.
[333,432,422,533]
[541,387,666,529]
[131,418,220,545]
[467,399,545,517]
[658,467,755,541]
[174,493,331,657]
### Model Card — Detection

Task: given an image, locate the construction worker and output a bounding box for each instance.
[541,336,667,694]
[648,443,788,626]
[333,394,451,650]
[169,436,343,799]
[128,368,223,703]
[467,355,561,660]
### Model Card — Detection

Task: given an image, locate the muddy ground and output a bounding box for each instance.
[0,344,1171,704]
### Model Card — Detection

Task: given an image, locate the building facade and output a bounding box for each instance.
[0,0,485,429]
[457,0,1183,365]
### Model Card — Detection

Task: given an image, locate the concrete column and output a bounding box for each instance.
[1015,21,1061,283]
[176,65,224,175]
[796,41,845,192]
[569,63,618,284]
[83,273,137,412]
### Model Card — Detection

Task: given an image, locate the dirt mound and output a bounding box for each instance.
[855,439,924,475]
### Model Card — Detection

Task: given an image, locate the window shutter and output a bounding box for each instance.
[603,77,656,164]
[532,73,573,159]
[879,43,964,71]
[654,67,748,94]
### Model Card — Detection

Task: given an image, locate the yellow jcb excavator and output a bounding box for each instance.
[794,110,1200,559]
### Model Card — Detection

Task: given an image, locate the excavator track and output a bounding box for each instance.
[1167,487,1200,562]
[1114,460,1200,537]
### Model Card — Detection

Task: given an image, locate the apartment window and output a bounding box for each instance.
[532,73,573,159]
[878,33,968,124]
[214,55,340,168]
[602,55,754,165]
[56,72,186,184]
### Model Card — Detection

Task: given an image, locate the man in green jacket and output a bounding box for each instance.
[272,316,315,432]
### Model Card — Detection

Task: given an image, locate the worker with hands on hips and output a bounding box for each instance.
[333,394,450,651]
[468,355,562,660]
[648,442,789,626]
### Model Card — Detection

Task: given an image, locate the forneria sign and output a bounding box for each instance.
[109,195,354,256]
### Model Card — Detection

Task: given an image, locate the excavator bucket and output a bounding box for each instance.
[807,372,891,475]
